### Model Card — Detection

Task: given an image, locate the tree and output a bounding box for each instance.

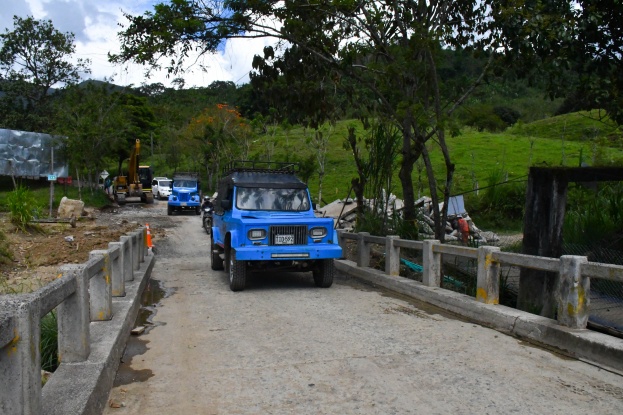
[111,1,510,240]
[0,16,90,131]
[184,103,251,189]
[52,82,126,187]
[489,1,623,125]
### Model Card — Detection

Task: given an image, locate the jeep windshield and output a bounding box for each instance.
[236,187,310,211]
[174,180,196,188]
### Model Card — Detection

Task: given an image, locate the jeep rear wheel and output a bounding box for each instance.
[313,259,334,288]
[229,250,246,291]
[211,236,224,270]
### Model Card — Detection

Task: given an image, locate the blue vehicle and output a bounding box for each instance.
[167,172,201,215]
[211,161,342,291]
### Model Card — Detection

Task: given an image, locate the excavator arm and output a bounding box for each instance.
[128,139,140,185]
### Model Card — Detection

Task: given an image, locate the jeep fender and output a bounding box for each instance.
[213,228,239,250]
[213,227,223,247]
[227,229,240,250]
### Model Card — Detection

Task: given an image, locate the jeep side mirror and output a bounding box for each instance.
[312,202,317,210]
[221,199,232,210]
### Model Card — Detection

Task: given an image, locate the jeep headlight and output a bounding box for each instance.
[248,229,267,240]
[309,227,327,238]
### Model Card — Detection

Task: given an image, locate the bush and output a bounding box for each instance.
[0,229,13,265]
[462,104,508,132]
[493,106,521,126]
[564,183,623,247]
[5,186,43,231]
[354,205,418,240]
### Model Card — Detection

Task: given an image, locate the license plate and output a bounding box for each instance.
[275,234,294,245]
[180,202,187,206]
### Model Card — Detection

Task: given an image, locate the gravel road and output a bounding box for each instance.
[104,201,623,414]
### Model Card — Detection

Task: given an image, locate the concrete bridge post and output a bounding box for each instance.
[357,232,371,268]
[423,240,441,287]
[56,265,91,363]
[139,226,146,262]
[336,230,347,258]
[120,235,134,281]
[557,255,589,328]
[477,246,501,304]
[107,244,125,297]
[385,235,400,276]
[88,252,113,321]
[0,296,42,414]
[129,231,140,271]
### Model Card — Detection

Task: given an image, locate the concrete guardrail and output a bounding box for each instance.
[1,226,155,415]
[337,231,623,372]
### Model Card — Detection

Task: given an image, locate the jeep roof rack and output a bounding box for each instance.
[222,160,300,176]
[172,172,199,180]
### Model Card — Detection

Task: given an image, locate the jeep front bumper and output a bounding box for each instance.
[233,244,342,261]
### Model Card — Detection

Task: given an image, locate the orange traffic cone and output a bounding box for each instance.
[145,223,154,251]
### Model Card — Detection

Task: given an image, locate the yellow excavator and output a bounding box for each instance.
[114,139,154,204]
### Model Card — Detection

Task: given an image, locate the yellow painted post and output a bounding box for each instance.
[557,255,589,328]
[477,246,501,304]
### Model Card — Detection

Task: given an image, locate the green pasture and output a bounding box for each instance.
[241,111,623,204]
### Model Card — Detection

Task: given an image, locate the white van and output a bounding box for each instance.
[151,177,172,200]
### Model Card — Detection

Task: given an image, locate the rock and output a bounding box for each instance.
[58,196,85,219]
[131,326,146,335]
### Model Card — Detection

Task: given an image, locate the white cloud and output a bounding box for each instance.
[0,1,276,88]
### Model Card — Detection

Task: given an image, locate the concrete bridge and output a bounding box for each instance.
[2,213,623,414]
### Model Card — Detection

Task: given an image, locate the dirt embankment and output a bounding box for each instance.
[0,204,169,294]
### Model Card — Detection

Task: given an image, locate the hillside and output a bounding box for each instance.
[223,112,623,205]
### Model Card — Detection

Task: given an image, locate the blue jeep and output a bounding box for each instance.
[167,172,201,215]
[211,161,342,291]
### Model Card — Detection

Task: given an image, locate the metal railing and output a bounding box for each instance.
[0,226,148,414]
[337,231,623,330]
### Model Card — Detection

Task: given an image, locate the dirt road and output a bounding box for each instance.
[104,202,623,414]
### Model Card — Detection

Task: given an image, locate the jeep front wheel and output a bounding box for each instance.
[313,259,334,288]
[229,249,246,291]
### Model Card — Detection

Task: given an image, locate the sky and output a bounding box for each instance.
[1,0,276,88]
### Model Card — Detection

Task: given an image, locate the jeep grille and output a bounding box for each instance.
[269,225,307,245]
[178,193,190,202]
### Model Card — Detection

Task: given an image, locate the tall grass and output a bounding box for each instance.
[4,186,43,231]
[468,168,526,231]
[40,311,59,373]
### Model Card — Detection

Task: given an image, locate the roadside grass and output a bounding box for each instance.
[0,176,111,214]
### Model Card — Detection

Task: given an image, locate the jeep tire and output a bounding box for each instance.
[229,249,246,291]
[313,259,334,288]
[211,236,224,270]
[167,205,173,215]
